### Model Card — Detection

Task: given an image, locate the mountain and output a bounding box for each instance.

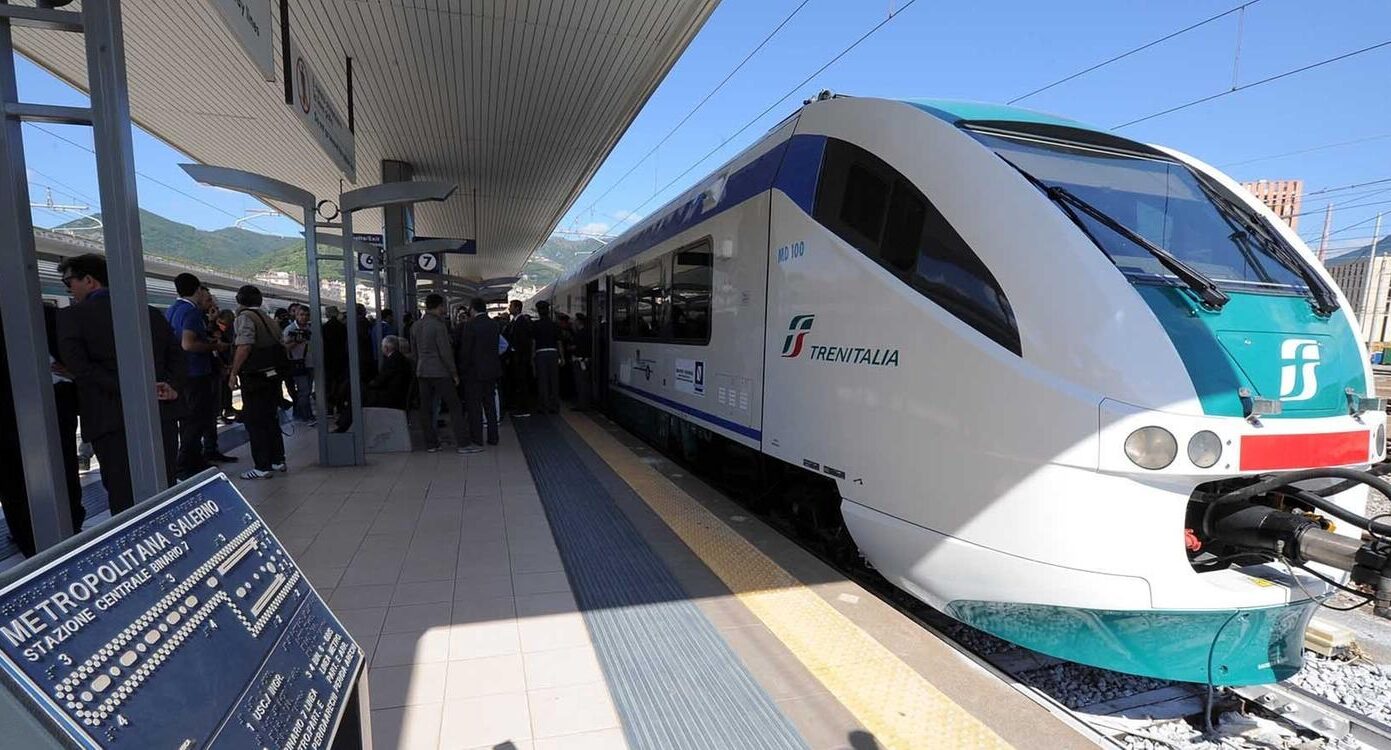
[54,209,300,271]
[517,235,604,290]
[241,242,343,281]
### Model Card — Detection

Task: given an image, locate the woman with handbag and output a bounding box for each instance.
[227,285,288,479]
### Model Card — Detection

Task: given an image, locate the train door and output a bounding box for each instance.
[586,279,607,409]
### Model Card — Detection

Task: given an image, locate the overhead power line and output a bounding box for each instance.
[572,0,815,225]
[1220,131,1391,168]
[611,1,921,235]
[1113,38,1391,129]
[1009,1,1260,105]
[26,123,284,234]
[1306,177,1391,196]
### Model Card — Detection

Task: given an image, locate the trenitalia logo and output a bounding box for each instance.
[781,315,815,358]
[779,314,901,367]
[1278,338,1320,402]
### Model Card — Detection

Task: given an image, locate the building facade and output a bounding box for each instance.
[1325,244,1391,343]
[1241,179,1303,230]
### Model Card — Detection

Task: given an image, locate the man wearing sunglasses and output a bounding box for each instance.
[56,254,185,515]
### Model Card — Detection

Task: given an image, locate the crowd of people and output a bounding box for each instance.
[0,251,593,555]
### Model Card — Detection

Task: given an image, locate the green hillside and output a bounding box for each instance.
[241,241,343,280]
[518,235,604,289]
[56,209,300,271]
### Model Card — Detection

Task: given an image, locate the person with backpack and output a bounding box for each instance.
[228,285,287,479]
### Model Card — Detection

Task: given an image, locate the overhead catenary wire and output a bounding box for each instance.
[1008,1,1261,105]
[571,0,815,227]
[25,123,284,235]
[1113,39,1391,129]
[1220,131,1391,168]
[610,0,921,236]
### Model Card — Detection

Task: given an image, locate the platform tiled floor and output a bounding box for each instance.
[225,421,627,750]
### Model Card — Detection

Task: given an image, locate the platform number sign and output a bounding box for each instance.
[357,252,377,273]
[416,253,439,273]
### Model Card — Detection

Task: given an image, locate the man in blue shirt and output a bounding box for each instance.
[166,273,232,479]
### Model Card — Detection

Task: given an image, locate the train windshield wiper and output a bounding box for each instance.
[1191,178,1340,316]
[1002,160,1230,310]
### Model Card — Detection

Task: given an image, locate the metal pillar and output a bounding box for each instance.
[86,1,165,500]
[339,181,458,465]
[0,4,76,550]
[382,159,413,317]
[179,164,331,467]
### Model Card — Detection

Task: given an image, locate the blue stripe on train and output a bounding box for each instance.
[573,134,827,282]
[612,382,762,441]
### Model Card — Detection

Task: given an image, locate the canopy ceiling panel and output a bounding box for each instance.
[15,0,718,278]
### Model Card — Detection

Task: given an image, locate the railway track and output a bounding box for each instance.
[719,473,1391,749]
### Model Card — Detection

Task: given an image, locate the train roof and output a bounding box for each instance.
[901,99,1090,130]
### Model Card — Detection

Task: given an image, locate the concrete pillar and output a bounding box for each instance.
[382,159,414,318]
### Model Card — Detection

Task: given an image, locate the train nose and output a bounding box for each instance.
[1214,330,1343,415]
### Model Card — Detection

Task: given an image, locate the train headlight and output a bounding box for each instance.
[1187,431,1223,468]
[1124,427,1177,470]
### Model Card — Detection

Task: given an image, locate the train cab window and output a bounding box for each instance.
[669,240,713,342]
[814,137,1021,355]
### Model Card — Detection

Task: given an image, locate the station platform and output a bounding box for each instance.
[205,410,1093,750]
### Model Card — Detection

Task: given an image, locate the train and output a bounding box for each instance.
[34,229,310,312]
[543,93,1391,686]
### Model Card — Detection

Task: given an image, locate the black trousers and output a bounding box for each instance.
[176,374,216,473]
[94,419,178,515]
[0,384,86,556]
[240,374,285,471]
[464,378,499,446]
[504,357,532,413]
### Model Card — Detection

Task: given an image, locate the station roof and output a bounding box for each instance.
[15,0,719,279]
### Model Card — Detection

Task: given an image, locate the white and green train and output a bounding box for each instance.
[544,93,1391,686]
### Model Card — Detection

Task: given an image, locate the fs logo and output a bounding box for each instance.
[781,315,815,358]
[1278,338,1321,402]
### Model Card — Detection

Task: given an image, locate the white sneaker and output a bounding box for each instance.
[271,463,287,473]
[240,468,273,480]
[458,446,484,455]
[426,446,441,453]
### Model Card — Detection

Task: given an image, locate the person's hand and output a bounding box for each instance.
[452,375,460,386]
[228,371,239,390]
[155,382,178,401]
[50,362,70,378]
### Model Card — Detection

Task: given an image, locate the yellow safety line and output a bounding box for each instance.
[564,412,1011,750]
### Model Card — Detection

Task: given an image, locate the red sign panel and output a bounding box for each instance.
[1239,431,1369,471]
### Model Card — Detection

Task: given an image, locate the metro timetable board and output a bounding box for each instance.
[0,472,366,749]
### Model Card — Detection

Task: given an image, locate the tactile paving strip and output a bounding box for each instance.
[562,411,1013,750]
[513,416,808,750]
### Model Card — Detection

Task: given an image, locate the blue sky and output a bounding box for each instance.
[21,0,1391,256]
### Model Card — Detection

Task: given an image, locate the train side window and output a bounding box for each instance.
[669,239,713,343]
[813,137,1021,355]
[610,269,636,337]
[881,182,926,273]
[840,164,890,249]
[635,259,665,338]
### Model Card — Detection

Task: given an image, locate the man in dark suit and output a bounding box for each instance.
[334,334,413,431]
[456,297,504,449]
[56,254,185,515]
[0,306,86,556]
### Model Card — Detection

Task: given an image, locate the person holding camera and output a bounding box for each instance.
[282,304,315,424]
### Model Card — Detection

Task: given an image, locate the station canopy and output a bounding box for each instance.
[14,0,719,279]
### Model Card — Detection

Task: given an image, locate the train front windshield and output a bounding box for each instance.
[971,131,1313,293]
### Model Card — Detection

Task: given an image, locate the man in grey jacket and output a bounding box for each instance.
[412,294,471,453]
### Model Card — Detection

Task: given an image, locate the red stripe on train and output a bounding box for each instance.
[1239,431,1369,471]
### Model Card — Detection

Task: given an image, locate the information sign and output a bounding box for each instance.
[287,37,356,181]
[0,474,363,749]
[206,0,275,81]
[415,253,439,273]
